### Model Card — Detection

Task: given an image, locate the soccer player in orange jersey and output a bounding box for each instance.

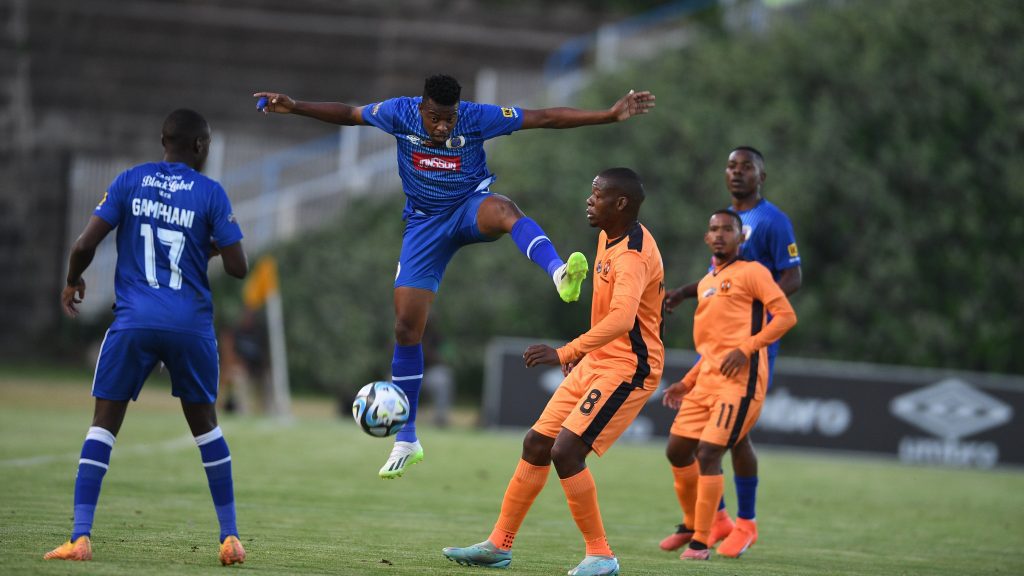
[443,168,664,576]
[662,210,797,561]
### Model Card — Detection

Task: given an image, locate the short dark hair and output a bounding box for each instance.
[162,109,209,149]
[598,167,645,205]
[712,208,743,230]
[423,74,461,106]
[731,145,765,170]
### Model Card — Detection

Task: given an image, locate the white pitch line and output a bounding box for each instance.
[0,435,196,468]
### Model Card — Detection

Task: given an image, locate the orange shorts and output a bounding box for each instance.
[669,386,763,448]
[532,366,655,456]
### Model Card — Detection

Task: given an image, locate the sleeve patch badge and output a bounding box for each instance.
[501,107,516,118]
[788,243,799,258]
[371,102,382,116]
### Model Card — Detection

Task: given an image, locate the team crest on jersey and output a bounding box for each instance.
[788,242,799,257]
[501,107,517,118]
[445,136,466,149]
[413,152,461,172]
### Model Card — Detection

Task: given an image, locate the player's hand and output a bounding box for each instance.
[661,379,690,410]
[611,89,655,122]
[561,359,578,377]
[664,286,690,314]
[61,279,86,319]
[720,348,749,378]
[253,92,296,114]
[523,344,561,368]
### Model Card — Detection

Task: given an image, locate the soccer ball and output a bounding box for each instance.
[352,381,410,437]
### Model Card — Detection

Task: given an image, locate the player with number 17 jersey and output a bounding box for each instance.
[94,162,243,337]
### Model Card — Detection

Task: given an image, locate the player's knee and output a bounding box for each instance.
[479,195,524,234]
[521,430,554,465]
[549,440,586,473]
[393,318,424,345]
[695,444,726,475]
[666,443,694,468]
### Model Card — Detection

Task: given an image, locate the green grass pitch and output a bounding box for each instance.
[1,371,1022,575]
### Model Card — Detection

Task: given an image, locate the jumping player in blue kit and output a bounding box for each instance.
[661,146,802,558]
[254,75,655,479]
[45,109,249,566]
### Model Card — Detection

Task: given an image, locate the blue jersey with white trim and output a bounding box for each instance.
[94,162,243,337]
[361,97,524,216]
[734,198,800,281]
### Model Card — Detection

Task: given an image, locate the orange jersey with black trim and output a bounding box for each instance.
[682,259,797,398]
[558,222,665,386]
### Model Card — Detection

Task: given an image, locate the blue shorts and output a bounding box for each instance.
[92,328,219,404]
[396,191,497,292]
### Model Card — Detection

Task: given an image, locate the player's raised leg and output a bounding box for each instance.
[477,195,588,303]
[381,287,432,479]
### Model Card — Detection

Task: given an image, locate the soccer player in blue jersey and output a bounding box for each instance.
[660,146,802,558]
[45,109,250,566]
[254,74,655,479]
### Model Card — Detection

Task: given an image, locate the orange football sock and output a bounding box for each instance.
[671,462,699,530]
[560,467,614,557]
[488,459,550,551]
[694,474,725,545]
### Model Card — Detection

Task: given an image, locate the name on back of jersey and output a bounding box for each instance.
[132,197,196,228]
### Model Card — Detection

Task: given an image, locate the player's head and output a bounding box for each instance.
[587,167,645,232]
[726,146,766,202]
[419,74,461,145]
[704,209,745,261]
[161,109,211,171]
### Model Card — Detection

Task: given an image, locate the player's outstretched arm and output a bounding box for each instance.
[519,89,655,129]
[253,92,366,126]
[62,216,113,318]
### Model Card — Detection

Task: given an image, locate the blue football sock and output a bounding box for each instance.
[510,217,563,278]
[71,426,115,540]
[718,496,727,511]
[195,426,237,542]
[392,343,423,443]
[735,475,758,520]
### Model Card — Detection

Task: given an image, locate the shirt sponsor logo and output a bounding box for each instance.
[788,243,799,258]
[412,152,461,172]
[501,107,517,118]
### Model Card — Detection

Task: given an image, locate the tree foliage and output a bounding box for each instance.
[253,0,1024,395]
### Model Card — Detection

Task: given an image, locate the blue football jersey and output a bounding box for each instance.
[732,198,800,358]
[735,198,800,281]
[94,162,243,337]
[361,97,524,216]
